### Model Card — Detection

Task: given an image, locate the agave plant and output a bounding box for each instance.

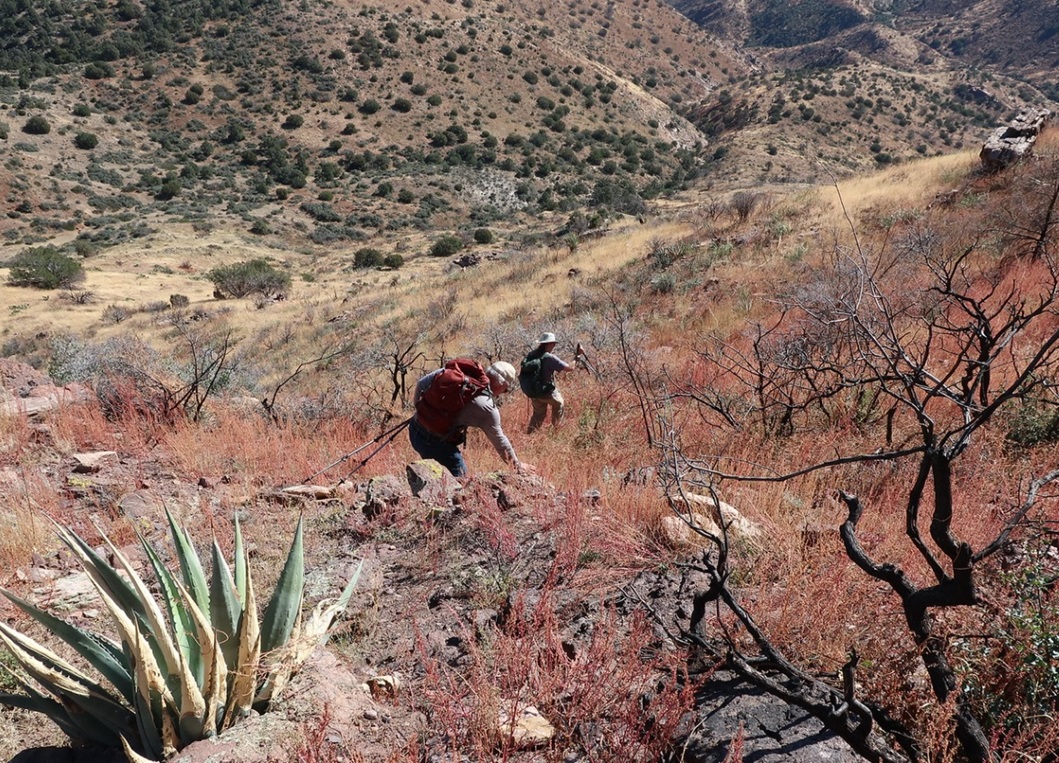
[0,510,362,762]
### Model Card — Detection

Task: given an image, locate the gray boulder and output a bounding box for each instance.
[980,108,1051,171]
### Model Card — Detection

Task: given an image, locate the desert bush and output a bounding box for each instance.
[429,235,464,257]
[353,247,384,268]
[730,190,760,221]
[0,514,361,760]
[73,131,98,150]
[56,289,95,304]
[101,304,131,324]
[300,202,341,222]
[207,258,291,299]
[6,246,83,289]
[83,62,113,79]
[21,115,50,135]
[156,178,181,200]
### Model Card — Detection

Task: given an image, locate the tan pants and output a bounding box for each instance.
[528,389,564,432]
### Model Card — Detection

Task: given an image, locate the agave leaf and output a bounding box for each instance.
[0,622,134,744]
[160,704,180,757]
[121,735,162,763]
[1,683,126,749]
[209,539,241,673]
[130,678,165,763]
[128,614,179,759]
[90,569,176,713]
[0,587,135,705]
[0,677,86,743]
[0,621,126,707]
[175,582,227,739]
[99,529,203,716]
[234,515,247,606]
[54,524,146,622]
[139,536,202,686]
[260,516,304,655]
[301,560,364,648]
[164,507,211,617]
[254,602,302,712]
[223,556,259,730]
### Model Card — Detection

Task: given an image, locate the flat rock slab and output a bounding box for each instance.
[682,670,862,763]
[71,451,118,474]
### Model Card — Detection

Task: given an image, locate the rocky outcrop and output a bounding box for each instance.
[980,108,1051,171]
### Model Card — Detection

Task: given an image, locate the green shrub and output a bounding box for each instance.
[429,235,464,257]
[353,247,384,268]
[0,513,361,760]
[83,62,113,79]
[156,178,181,200]
[73,132,98,150]
[207,258,291,298]
[1005,402,1059,447]
[300,202,341,222]
[22,115,50,135]
[7,246,84,289]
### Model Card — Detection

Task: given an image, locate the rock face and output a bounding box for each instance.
[980,108,1051,171]
[681,670,863,763]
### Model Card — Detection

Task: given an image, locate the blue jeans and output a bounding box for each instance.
[408,419,467,477]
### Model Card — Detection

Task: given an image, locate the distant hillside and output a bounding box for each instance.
[666,0,1058,184]
[0,0,1055,260]
[0,0,742,255]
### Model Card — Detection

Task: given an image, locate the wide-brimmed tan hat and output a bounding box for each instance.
[536,332,557,345]
[487,361,518,388]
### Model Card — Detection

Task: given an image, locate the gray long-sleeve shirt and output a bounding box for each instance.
[413,370,518,464]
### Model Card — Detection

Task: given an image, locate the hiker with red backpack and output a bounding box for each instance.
[409,359,530,477]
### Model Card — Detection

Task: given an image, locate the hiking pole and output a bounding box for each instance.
[338,420,411,481]
[302,416,412,484]
[574,342,601,381]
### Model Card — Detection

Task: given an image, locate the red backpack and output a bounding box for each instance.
[416,358,491,440]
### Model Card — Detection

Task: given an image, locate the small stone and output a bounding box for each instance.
[497,705,555,749]
[366,675,401,700]
[71,451,118,474]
